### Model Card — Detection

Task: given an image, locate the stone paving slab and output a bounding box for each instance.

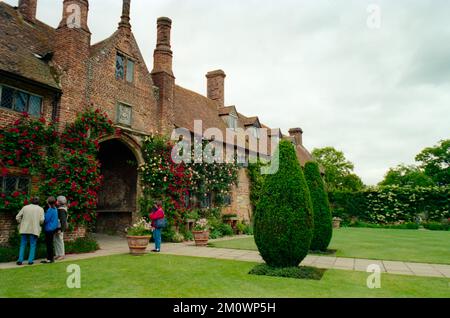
[431,265,450,278]
[0,235,449,279]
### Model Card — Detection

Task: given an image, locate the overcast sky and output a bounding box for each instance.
[5,0,449,184]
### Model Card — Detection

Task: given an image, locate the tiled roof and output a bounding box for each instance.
[295,144,314,166]
[174,85,229,139]
[0,2,60,90]
[241,116,260,127]
[218,106,237,116]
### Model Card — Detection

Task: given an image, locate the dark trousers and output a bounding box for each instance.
[45,231,55,261]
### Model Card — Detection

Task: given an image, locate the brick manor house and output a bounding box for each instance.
[0,0,313,238]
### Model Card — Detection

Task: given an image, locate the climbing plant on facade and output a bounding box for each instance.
[0,113,57,213]
[139,135,239,226]
[0,109,115,229]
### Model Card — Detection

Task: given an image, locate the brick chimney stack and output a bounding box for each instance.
[18,0,37,23]
[289,128,304,146]
[151,17,175,135]
[118,0,131,30]
[206,70,226,108]
[53,0,91,125]
[152,17,173,76]
[58,0,90,33]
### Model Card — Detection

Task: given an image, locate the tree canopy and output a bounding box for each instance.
[379,164,434,187]
[312,147,364,191]
[415,139,449,186]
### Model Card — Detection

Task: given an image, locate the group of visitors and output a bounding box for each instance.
[15,196,68,266]
[14,196,164,265]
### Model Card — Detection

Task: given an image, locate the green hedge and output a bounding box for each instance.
[304,162,333,252]
[329,186,450,224]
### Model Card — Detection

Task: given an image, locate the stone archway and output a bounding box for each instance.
[95,137,141,235]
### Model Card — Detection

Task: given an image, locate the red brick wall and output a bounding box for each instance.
[64,226,87,242]
[0,213,15,246]
[88,29,159,135]
[221,168,253,223]
[53,1,91,126]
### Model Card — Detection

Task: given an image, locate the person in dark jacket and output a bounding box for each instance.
[54,196,68,261]
[41,196,59,264]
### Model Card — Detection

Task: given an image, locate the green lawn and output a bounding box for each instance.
[210,228,450,264]
[0,254,448,298]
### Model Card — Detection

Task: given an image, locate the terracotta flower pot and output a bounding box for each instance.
[192,231,209,246]
[126,236,151,255]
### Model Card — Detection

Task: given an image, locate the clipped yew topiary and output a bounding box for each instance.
[254,140,314,268]
[304,161,333,252]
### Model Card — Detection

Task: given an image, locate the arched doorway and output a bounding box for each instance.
[95,139,138,235]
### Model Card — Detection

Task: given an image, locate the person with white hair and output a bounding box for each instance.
[16,197,45,266]
[54,196,68,260]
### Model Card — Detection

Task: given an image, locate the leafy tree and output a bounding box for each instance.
[254,140,314,268]
[415,139,450,186]
[312,147,364,191]
[341,174,365,192]
[379,164,434,188]
[304,162,333,251]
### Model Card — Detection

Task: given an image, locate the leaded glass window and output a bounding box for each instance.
[14,91,28,112]
[126,59,134,83]
[0,176,31,196]
[28,95,42,117]
[0,85,42,116]
[0,86,14,109]
[116,54,125,80]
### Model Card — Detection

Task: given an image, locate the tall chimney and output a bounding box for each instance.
[58,0,90,33]
[152,17,173,76]
[289,128,304,146]
[53,0,91,126]
[18,0,37,23]
[151,17,175,135]
[118,0,131,30]
[206,70,226,108]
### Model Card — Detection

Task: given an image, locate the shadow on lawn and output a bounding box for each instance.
[249,264,327,280]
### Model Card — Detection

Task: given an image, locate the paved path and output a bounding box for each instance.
[1,234,449,279]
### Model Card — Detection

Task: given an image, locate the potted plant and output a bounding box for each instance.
[192,218,210,246]
[126,218,152,255]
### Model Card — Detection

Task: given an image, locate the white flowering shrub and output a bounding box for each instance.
[329,186,449,224]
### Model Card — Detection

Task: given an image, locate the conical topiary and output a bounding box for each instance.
[304,161,333,251]
[254,140,314,268]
